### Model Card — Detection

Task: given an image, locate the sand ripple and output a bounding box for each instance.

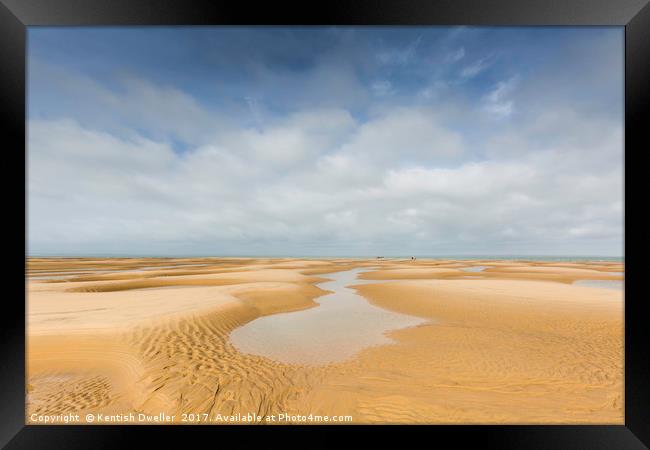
[27,257,623,424]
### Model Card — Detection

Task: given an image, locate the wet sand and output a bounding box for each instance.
[26,257,623,424]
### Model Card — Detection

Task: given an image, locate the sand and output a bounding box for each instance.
[26,257,623,424]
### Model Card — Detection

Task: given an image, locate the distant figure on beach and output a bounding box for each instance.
[377,256,384,259]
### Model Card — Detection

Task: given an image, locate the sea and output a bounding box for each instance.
[27,254,624,262]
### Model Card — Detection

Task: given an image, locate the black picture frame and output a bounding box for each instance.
[2,0,648,448]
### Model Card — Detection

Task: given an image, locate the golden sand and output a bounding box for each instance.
[26,257,623,424]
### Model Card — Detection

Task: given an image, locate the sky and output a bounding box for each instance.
[27,26,624,257]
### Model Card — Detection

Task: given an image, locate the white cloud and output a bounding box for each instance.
[482,76,518,118]
[376,35,423,65]
[446,47,465,63]
[29,101,622,256]
[244,96,264,127]
[460,55,494,78]
[371,80,393,96]
[335,108,464,166]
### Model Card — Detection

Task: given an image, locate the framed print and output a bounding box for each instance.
[1,0,649,448]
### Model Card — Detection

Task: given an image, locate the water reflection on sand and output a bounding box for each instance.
[573,280,623,290]
[229,268,428,365]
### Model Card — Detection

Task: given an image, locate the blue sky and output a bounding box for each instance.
[27,27,623,256]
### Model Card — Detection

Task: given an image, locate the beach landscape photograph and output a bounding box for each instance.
[27,26,624,424]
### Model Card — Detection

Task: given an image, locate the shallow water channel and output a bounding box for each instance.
[572,279,624,290]
[229,268,428,365]
[460,266,489,272]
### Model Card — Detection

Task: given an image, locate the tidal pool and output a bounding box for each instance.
[229,268,428,365]
[460,266,489,272]
[573,280,624,290]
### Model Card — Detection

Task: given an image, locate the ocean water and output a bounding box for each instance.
[27,253,624,262]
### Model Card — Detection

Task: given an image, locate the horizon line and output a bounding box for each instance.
[25,254,624,259]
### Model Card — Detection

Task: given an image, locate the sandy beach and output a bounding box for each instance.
[26,257,624,424]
